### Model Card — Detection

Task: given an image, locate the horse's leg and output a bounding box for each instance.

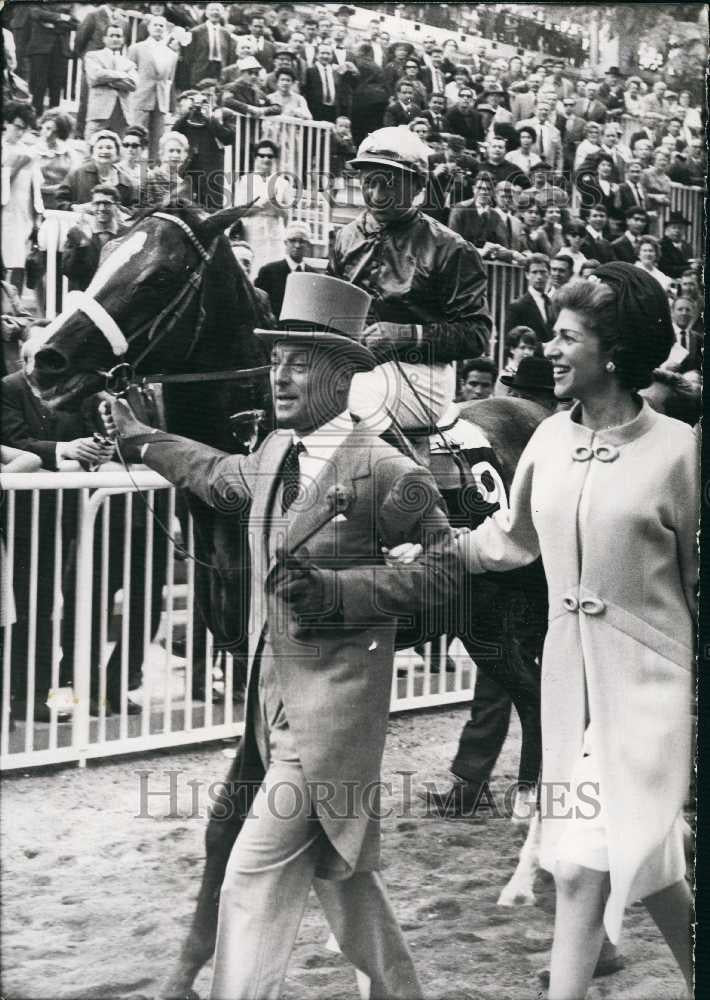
[158,751,251,999]
[497,810,541,907]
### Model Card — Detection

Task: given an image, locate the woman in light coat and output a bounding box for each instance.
[1,102,43,294]
[390,264,695,998]
[459,266,695,998]
[264,67,313,174]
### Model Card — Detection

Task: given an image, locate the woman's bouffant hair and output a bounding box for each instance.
[3,101,36,129]
[38,109,74,141]
[505,325,540,358]
[553,268,674,390]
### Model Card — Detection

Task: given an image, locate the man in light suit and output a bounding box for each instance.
[128,15,178,162]
[84,24,137,140]
[73,2,130,137]
[182,2,237,88]
[104,274,457,999]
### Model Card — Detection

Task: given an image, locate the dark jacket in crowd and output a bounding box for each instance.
[25,3,78,57]
[172,111,235,210]
[55,161,137,213]
[611,232,640,264]
[1,371,88,470]
[329,209,492,362]
[62,224,129,291]
[506,290,553,342]
[448,201,507,248]
[254,260,317,319]
[443,107,485,150]
[580,230,616,263]
[658,237,694,279]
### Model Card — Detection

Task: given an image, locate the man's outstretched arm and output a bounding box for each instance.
[103,398,255,511]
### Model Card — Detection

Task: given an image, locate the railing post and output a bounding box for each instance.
[71,488,95,767]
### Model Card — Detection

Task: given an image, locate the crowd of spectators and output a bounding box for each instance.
[0,3,704,725]
[1,3,703,339]
[1,3,704,372]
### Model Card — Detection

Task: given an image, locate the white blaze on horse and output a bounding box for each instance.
[33,202,549,998]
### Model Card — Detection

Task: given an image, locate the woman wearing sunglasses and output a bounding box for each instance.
[232,138,295,273]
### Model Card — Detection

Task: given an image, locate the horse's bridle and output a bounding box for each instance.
[102,212,270,396]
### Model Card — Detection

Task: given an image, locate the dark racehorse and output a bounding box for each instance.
[34,203,271,688]
[32,204,547,998]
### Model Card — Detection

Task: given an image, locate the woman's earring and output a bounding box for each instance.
[605,361,616,373]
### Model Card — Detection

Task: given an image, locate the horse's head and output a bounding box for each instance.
[33,202,261,409]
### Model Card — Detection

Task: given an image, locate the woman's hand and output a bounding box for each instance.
[381,542,423,566]
[61,437,115,465]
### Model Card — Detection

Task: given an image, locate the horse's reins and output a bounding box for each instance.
[102,212,270,396]
[101,212,269,572]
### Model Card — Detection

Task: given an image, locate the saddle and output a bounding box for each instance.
[384,403,508,530]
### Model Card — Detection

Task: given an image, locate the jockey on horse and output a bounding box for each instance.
[329,126,492,436]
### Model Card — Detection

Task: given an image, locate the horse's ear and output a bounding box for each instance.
[196,201,258,243]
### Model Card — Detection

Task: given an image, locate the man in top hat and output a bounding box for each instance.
[331,127,491,433]
[597,66,625,118]
[659,212,694,280]
[499,355,557,411]
[254,222,317,319]
[102,273,458,1000]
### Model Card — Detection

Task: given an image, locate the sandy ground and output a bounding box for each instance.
[1,706,689,1000]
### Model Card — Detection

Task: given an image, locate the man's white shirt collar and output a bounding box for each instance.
[292,411,354,463]
[528,287,547,316]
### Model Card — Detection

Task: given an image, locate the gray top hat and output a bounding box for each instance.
[255,273,377,371]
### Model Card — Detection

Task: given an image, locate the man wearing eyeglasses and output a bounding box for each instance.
[254,222,317,318]
[330,127,491,433]
[61,184,130,292]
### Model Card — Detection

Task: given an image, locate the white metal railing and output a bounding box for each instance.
[667,183,704,259]
[1,469,474,771]
[485,262,527,370]
[222,113,333,252]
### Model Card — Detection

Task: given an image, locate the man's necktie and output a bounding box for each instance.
[680,330,687,349]
[281,441,305,513]
[505,215,513,246]
[208,25,219,61]
[323,67,334,105]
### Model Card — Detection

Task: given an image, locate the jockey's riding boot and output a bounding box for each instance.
[420,778,485,817]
